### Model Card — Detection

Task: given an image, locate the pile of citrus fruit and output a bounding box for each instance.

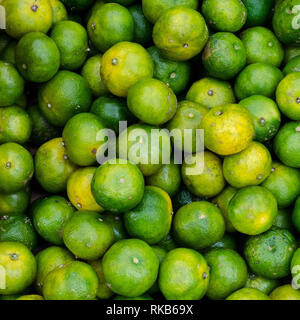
[1,0,300,301]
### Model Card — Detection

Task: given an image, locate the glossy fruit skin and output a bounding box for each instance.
[124,186,173,245]
[270,285,300,300]
[63,211,115,260]
[148,46,191,95]
[273,121,300,168]
[43,261,98,300]
[239,95,281,142]
[158,248,209,300]
[242,0,274,27]
[15,32,60,83]
[244,227,297,279]
[153,7,208,61]
[223,141,272,188]
[284,45,300,64]
[88,3,134,53]
[50,0,68,25]
[127,78,177,125]
[91,158,145,213]
[276,72,300,120]
[202,32,246,80]
[81,55,109,97]
[292,196,300,233]
[234,63,283,100]
[202,0,247,32]
[186,77,236,109]
[273,208,293,231]
[245,273,279,295]
[0,241,37,295]
[0,214,37,250]
[38,71,92,127]
[201,104,254,156]
[207,233,237,252]
[226,287,270,300]
[283,56,300,75]
[100,41,154,97]
[62,113,106,166]
[3,0,53,39]
[0,143,34,194]
[0,106,32,144]
[173,201,225,250]
[35,246,74,293]
[204,249,248,300]
[262,161,300,208]
[240,27,284,67]
[102,239,159,297]
[0,188,30,216]
[102,212,128,242]
[182,152,226,198]
[228,186,277,235]
[34,137,77,193]
[141,0,198,24]
[0,61,24,107]
[272,0,300,45]
[31,196,75,245]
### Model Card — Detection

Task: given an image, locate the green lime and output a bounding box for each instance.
[0,188,30,216]
[43,261,98,300]
[3,0,53,39]
[67,167,103,212]
[102,212,128,242]
[141,0,198,24]
[153,7,208,61]
[89,259,114,300]
[172,186,196,212]
[0,241,36,295]
[245,273,279,295]
[158,248,209,300]
[272,0,300,45]
[244,227,296,279]
[146,162,181,197]
[0,143,34,194]
[148,46,191,95]
[90,95,136,133]
[242,0,274,27]
[15,32,60,83]
[292,195,300,232]
[212,186,237,233]
[62,113,106,166]
[87,3,134,53]
[63,211,114,260]
[273,121,300,168]
[223,141,272,188]
[100,41,154,97]
[234,63,283,100]
[157,233,178,252]
[204,249,248,300]
[186,77,235,109]
[262,161,300,208]
[124,186,172,244]
[17,295,44,300]
[228,186,277,235]
[38,70,92,127]
[127,78,177,125]
[31,195,75,245]
[283,56,300,75]
[226,288,270,300]
[91,158,145,213]
[0,214,37,250]
[239,95,281,142]
[27,104,61,146]
[0,41,17,65]
[167,100,207,153]
[173,201,225,250]
[0,106,32,144]
[273,208,293,230]
[201,104,254,156]
[148,246,167,294]
[201,0,247,32]
[202,32,246,80]
[102,239,159,297]
[276,72,300,120]
[50,0,68,24]
[117,123,171,176]
[128,4,152,46]
[81,54,109,97]
[291,247,300,289]
[240,27,284,67]
[0,61,24,107]
[208,233,237,251]
[284,45,300,64]
[270,284,300,300]
[35,137,77,193]
[182,151,226,198]
[35,246,74,293]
